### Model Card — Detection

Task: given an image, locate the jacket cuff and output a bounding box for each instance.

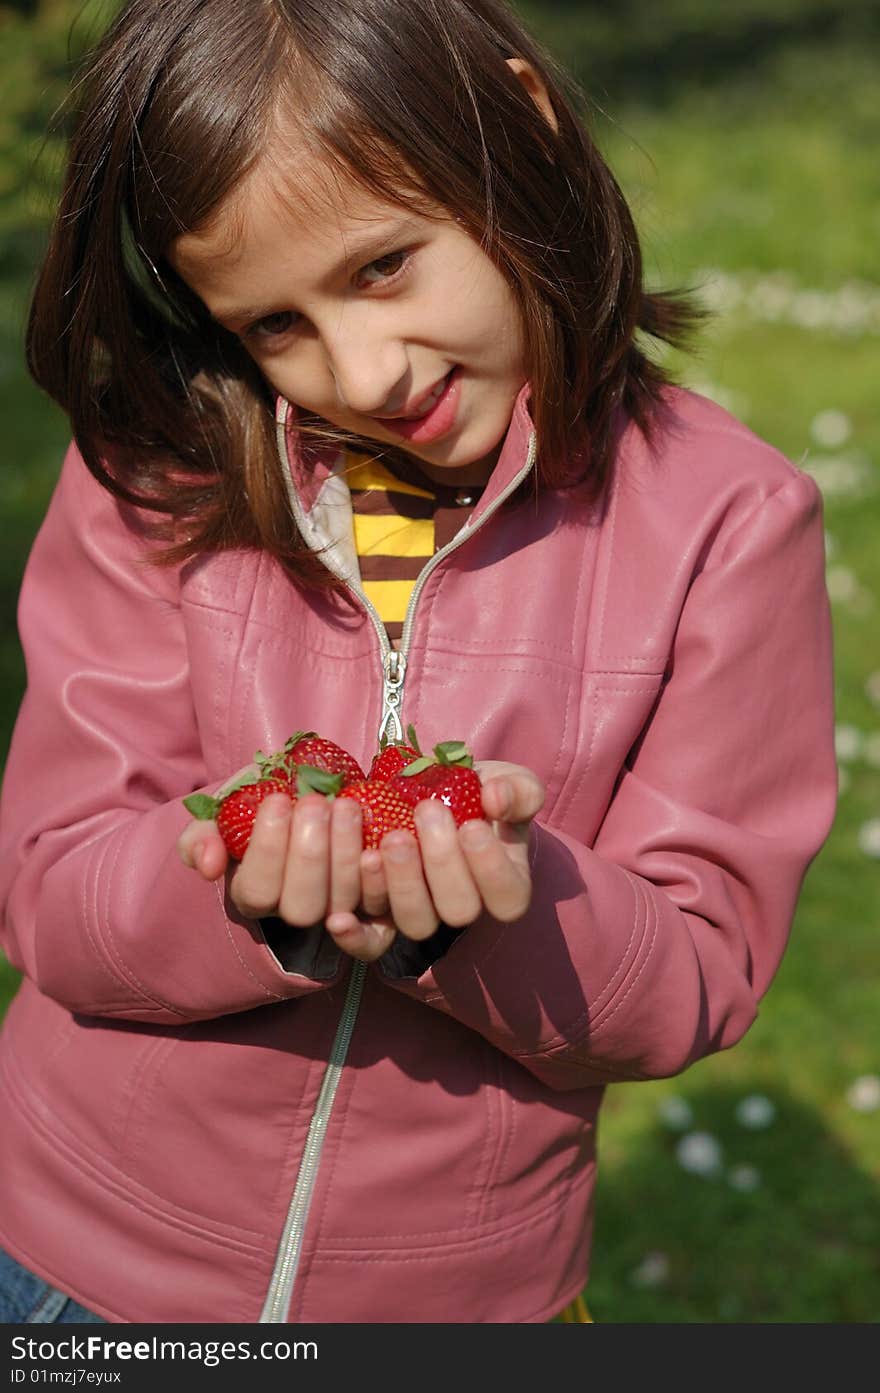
[260,918,344,979]
[375,924,465,980]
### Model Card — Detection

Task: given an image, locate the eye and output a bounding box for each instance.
[355,249,412,288]
[246,310,298,341]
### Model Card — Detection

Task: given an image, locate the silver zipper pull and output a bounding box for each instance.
[378,649,407,746]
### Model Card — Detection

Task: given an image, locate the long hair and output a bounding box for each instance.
[27,0,701,581]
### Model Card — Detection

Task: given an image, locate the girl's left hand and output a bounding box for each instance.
[324,761,545,963]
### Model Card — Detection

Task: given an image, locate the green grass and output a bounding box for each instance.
[1,1,878,1322]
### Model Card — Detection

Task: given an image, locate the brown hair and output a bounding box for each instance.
[27,0,700,582]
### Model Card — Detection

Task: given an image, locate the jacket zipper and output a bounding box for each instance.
[258,959,366,1322]
[260,402,537,1321]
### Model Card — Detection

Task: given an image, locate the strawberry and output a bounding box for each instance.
[183,765,342,861]
[256,730,365,786]
[368,723,422,782]
[337,779,418,850]
[391,740,487,828]
[184,775,295,861]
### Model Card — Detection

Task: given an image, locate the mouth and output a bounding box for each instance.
[370,368,460,444]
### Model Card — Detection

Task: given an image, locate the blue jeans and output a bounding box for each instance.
[0,1245,105,1323]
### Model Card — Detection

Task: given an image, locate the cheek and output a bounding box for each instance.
[256,352,331,410]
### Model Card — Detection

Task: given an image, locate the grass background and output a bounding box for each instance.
[1,0,878,1322]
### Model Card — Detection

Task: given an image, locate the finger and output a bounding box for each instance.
[228,793,294,917]
[329,797,363,913]
[413,801,482,929]
[324,911,397,962]
[177,819,228,880]
[380,829,442,940]
[359,849,391,918]
[458,818,532,922]
[277,793,332,926]
[480,770,545,824]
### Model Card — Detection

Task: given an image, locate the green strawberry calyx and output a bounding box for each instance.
[254,731,313,777]
[377,723,422,756]
[295,765,344,797]
[182,792,222,820]
[183,766,263,820]
[397,739,474,778]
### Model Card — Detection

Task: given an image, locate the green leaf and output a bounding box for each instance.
[398,756,434,777]
[433,740,473,768]
[295,765,344,797]
[182,793,219,820]
[405,723,422,755]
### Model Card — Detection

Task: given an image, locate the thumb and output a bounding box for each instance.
[478,767,545,824]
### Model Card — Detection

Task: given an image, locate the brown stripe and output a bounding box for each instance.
[433,503,477,552]
[385,622,404,642]
[359,554,426,582]
[351,488,435,520]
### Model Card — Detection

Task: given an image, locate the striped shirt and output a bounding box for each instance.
[345,453,485,648]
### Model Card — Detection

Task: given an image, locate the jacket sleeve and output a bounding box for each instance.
[378,469,838,1089]
[0,444,346,1023]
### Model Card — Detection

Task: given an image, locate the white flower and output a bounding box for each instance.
[846,1076,880,1113]
[806,455,870,500]
[826,567,859,602]
[810,410,852,449]
[727,1164,761,1193]
[863,733,880,769]
[857,820,880,858]
[629,1251,670,1288]
[676,1131,723,1176]
[824,531,838,560]
[791,291,830,330]
[834,724,863,762]
[734,1095,776,1129]
[657,1095,695,1130]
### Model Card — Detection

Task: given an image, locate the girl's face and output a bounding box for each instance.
[171,148,527,485]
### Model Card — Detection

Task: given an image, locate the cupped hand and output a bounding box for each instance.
[323,760,546,963]
[177,761,546,965]
[176,781,393,946]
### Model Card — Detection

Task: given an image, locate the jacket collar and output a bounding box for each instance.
[274,382,537,525]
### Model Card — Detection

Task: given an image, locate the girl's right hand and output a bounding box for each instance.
[176,790,396,956]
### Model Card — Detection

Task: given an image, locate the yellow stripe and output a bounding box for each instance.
[362,579,417,623]
[353,513,434,557]
[344,454,434,499]
[556,1294,593,1323]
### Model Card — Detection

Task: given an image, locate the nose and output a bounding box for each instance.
[324,322,409,418]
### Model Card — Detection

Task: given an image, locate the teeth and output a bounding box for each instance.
[411,376,447,417]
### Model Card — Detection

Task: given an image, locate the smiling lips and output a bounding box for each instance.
[371,368,460,443]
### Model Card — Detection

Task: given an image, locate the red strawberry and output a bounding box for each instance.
[184,775,295,861]
[368,723,422,782]
[257,730,365,786]
[337,779,417,850]
[183,765,342,861]
[391,740,487,828]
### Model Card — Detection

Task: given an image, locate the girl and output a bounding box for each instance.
[0,0,836,1325]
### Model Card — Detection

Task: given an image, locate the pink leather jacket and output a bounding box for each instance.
[0,386,836,1323]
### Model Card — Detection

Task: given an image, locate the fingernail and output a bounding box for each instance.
[494,779,511,816]
[382,836,416,863]
[415,800,446,830]
[191,842,206,872]
[461,819,493,850]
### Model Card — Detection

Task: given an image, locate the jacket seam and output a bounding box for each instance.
[510,868,656,1061]
[0,1051,269,1251]
[212,874,287,1001]
[304,1169,590,1252]
[76,829,184,1015]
